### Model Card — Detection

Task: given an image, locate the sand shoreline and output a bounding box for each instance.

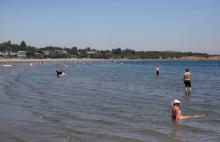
[0,58,128,63]
[0,57,219,63]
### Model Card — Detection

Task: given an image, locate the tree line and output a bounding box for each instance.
[0,40,210,59]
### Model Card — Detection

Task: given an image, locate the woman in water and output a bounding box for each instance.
[171,99,205,120]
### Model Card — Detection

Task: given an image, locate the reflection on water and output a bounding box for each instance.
[184,91,191,104]
[0,61,220,142]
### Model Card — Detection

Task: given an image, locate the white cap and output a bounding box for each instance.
[173,99,181,104]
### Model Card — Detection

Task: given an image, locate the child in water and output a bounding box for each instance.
[171,99,205,120]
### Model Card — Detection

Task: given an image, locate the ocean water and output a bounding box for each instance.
[0,60,220,142]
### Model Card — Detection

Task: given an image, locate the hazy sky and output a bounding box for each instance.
[0,0,219,54]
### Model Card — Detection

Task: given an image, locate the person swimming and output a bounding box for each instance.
[56,70,66,77]
[171,99,205,120]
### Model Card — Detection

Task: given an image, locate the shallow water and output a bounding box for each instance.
[0,61,220,142]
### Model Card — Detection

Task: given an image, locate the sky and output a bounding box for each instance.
[0,0,220,54]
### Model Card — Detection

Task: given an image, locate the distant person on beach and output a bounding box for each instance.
[171,99,205,120]
[156,65,160,75]
[183,69,191,92]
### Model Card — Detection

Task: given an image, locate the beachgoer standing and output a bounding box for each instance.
[183,69,191,92]
[156,65,160,75]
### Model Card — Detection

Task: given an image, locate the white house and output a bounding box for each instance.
[17,51,27,57]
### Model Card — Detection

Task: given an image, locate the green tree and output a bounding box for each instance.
[123,49,135,55]
[20,41,27,47]
[112,48,122,54]
[86,47,91,52]
[70,47,78,55]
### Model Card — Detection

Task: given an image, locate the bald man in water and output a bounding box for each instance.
[184,69,191,92]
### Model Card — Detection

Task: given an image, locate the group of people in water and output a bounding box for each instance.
[155,65,205,120]
[55,63,203,121]
[155,66,192,92]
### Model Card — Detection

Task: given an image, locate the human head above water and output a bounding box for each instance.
[186,69,189,72]
[173,99,181,105]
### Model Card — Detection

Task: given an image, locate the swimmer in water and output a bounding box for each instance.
[56,70,66,77]
[171,99,205,120]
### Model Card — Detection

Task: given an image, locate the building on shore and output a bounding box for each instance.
[0,51,27,58]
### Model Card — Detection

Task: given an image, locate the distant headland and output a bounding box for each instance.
[0,40,219,61]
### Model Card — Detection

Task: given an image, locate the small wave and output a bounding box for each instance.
[209,119,220,124]
[66,129,146,142]
[14,73,21,82]
[3,80,13,96]
[140,128,183,142]
[65,113,116,127]
[31,110,60,124]
[63,128,83,142]
[95,119,114,125]
[68,134,82,142]
[178,124,216,133]
[0,130,25,142]
[15,136,25,142]
[2,70,21,97]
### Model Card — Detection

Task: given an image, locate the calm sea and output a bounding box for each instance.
[0,60,220,142]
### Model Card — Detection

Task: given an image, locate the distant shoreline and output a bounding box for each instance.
[0,56,220,63]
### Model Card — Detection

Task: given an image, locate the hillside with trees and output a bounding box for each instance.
[0,41,213,59]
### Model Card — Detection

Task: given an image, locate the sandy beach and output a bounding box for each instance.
[0,56,220,63]
[0,58,83,63]
[0,58,125,64]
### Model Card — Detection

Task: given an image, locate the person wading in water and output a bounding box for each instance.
[183,69,191,92]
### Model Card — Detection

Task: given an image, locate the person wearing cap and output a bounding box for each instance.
[171,99,204,120]
[183,69,191,92]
